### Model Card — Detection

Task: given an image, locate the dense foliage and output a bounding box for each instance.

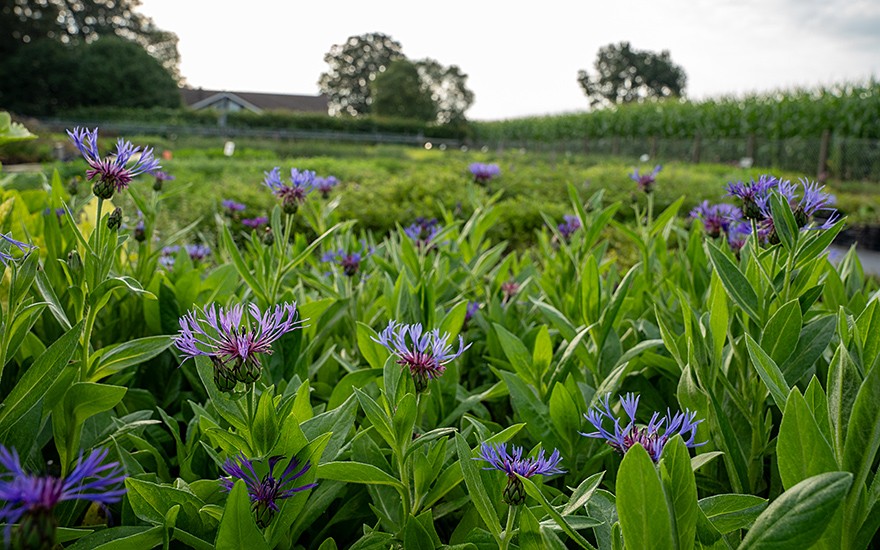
[0,37,181,115]
[577,42,687,108]
[474,81,880,141]
[2,121,880,549]
[318,32,475,124]
[0,0,181,79]
[371,60,437,122]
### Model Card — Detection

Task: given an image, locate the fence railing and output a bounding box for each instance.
[36,119,880,181]
[479,134,880,181]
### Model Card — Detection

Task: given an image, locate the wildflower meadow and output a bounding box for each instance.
[1,117,879,549]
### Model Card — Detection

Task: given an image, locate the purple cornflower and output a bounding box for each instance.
[322,243,373,277]
[727,221,752,252]
[0,446,126,547]
[501,279,520,305]
[630,165,662,193]
[263,167,315,214]
[1,233,36,266]
[242,216,269,229]
[174,302,302,391]
[133,216,146,243]
[753,178,840,244]
[404,217,441,249]
[557,214,582,241]
[222,199,247,215]
[469,163,501,184]
[67,127,160,200]
[476,443,565,505]
[726,174,779,219]
[373,321,471,392]
[463,301,480,330]
[220,454,316,528]
[186,244,211,262]
[313,176,339,198]
[582,393,705,462]
[152,170,175,191]
[690,201,742,238]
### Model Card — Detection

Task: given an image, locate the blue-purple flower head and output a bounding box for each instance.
[476,442,564,505]
[690,201,742,238]
[264,167,315,214]
[321,242,374,277]
[727,221,752,252]
[1,233,36,266]
[404,217,441,249]
[186,244,211,262]
[220,454,316,528]
[152,170,174,191]
[630,165,662,193]
[174,302,303,391]
[582,393,705,462]
[373,321,471,392]
[557,214,582,241]
[0,445,126,546]
[726,174,779,219]
[464,301,480,328]
[750,177,840,244]
[314,175,339,198]
[469,163,501,184]
[242,216,269,229]
[222,199,247,215]
[67,127,160,200]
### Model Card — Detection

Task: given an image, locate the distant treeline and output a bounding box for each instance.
[471,82,880,142]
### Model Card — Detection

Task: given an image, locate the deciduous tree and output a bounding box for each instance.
[578,41,686,108]
[414,58,474,124]
[318,32,404,117]
[371,59,436,122]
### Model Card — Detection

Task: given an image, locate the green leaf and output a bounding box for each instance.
[53,382,127,472]
[357,322,388,370]
[66,526,164,550]
[768,193,799,251]
[124,478,210,538]
[0,322,82,437]
[453,432,501,539]
[616,444,676,550]
[493,323,536,385]
[780,315,835,384]
[745,333,791,411]
[518,475,598,549]
[215,480,269,550]
[317,461,403,489]
[404,514,437,550]
[699,494,767,534]
[777,389,838,489]
[353,388,395,449]
[88,335,173,381]
[661,436,698,550]
[738,472,852,549]
[252,389,279,455]
[759,299,802,366]
[562,471,605,516]
[519,505,545,550]
[842,358,880,500]
[827,344,861,459]
[706,241,761,322]
[220,224,266,304]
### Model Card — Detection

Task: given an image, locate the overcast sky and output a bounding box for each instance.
[139,0,879,121]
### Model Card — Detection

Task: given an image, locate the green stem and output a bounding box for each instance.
[80,304,96,382]
[270,213,295,304]
[93,198,104,283]
[500,505,519,550]
[397,452,412,518]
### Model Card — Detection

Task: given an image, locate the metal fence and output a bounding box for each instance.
[36,118,880,181]
[481,135,880,181]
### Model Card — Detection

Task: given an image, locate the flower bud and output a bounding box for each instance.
[92,179,115,200]
[262,227,274,245]
[107,207,123,231]
[13,508,58,550]
[502,476,526,506]
[134,221,146,242]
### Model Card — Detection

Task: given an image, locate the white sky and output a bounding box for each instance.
[139,0,880,121]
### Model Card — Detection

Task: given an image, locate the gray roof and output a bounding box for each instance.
[180,88,328,114]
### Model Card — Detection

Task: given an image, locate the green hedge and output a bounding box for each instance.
[60,106,472,140]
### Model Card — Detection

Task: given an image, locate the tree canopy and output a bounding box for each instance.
[371,59,436,122]
[577,42,687,108]
[318,32,405,117]
[319,33,474,123]
[0,0,181,80]
[0,36,180,115]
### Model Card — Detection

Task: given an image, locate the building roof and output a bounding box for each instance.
[180,88,328,114]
